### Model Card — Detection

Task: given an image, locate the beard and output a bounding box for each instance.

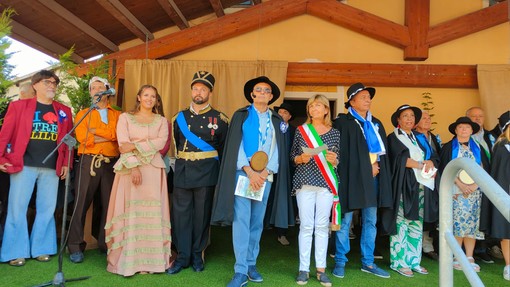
[192,94,209,105]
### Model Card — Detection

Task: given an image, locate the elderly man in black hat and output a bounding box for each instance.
[211,76,294,287]
[167,71,229,274]
[331,83,392,279]
[465,106,503,263]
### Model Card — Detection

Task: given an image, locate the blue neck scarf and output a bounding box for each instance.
[452,137,481,165]
[415,132,432,160]
[242,105,260,158]
[348,107,384,154]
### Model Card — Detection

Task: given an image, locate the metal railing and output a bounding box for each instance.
[439,157,510,287]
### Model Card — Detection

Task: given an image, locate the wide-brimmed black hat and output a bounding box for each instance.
[391,104,422,127]
[345,82,376,108]
[191,71,215,91]
[448,116,480,135]
[274,102,295,120]
[243,76,280,105]
[498,110,510,132]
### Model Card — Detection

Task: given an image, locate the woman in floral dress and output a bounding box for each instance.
[385,105,438,277]
[439,117,489,273]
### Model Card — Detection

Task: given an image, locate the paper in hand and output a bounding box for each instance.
[421,165,438,179]
[302,144,328,155]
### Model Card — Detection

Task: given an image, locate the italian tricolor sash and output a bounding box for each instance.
[298,124,341,227]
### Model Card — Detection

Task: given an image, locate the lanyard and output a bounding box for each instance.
[259,115,271,147]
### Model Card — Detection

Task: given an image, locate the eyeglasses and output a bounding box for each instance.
[253,87,271,94]
[40,79,58,87]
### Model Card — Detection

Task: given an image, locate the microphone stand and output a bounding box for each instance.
[34,96,105,287]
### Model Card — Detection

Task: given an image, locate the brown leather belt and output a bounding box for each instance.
[177,150,218,161]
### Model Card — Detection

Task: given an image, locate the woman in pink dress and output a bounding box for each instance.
[105,85,171,276]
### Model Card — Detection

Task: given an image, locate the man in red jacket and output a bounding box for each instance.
[0,70,73,267]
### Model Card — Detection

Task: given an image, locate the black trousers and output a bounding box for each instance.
[67,155,116,253]
[172,186,214,266]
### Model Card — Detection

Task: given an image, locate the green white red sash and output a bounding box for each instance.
[298,124,341,226]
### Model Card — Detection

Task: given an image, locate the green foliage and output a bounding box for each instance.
[0,7,16,125]
[56,47,111,115]
[420,91,437,131]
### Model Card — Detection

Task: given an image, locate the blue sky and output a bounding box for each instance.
[6,37,56,78]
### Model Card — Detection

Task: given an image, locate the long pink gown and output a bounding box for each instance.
[105,113,171,276]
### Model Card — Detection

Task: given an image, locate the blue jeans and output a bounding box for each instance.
[0,167,59,261]
[232,170,272,275]
[335,207,377,267]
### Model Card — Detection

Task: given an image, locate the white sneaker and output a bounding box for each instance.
[504,265,510,281]
[278,236,290,246]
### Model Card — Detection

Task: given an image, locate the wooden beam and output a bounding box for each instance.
[307,0,411,48]
[38,0,119,52]
[156,0,190,30]
[10,20,84,63]
[404,0,429,61]
[209,0,225,18]
[286,62,477,88]
[427,1,509,47]
[96,0,154,41]
[105,0,308,77]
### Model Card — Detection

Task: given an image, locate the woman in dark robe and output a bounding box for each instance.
[439,117,490,273]
[486,111,510,281]
[385,105,438,277]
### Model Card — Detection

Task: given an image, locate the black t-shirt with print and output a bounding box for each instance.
[23,102,58,169]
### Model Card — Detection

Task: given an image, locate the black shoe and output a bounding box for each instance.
[192,260,204,272]
[474,252,494,264]
[423,251,439,261]
[166,263,184,275]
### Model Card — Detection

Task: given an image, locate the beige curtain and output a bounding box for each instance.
[477,64,510,129]
[123,60,288,119]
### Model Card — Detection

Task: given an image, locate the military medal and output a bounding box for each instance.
[208,117,218,136]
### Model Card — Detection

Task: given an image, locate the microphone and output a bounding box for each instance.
[93,88,116,103]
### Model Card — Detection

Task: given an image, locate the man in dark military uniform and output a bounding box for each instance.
[167,71,228,274]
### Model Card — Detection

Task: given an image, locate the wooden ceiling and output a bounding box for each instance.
[2,0,251,63]
[1,0,508,88]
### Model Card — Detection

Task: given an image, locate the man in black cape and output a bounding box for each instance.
[210,76,294,287]
[331,82,392,279]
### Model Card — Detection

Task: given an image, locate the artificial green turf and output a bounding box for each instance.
[0,226,507,286]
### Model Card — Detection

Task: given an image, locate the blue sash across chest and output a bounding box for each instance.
[176,111,218,160]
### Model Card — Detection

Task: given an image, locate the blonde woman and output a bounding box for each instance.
[292,94,340,286]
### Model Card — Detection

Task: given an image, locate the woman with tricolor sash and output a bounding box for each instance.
[291,95,340,287]
[385,105,438,277]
